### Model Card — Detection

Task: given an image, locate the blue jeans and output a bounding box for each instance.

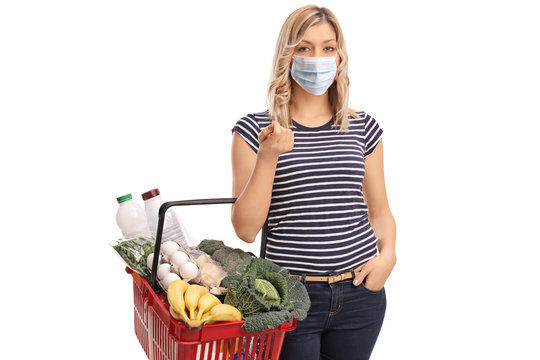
[279,278,386,360]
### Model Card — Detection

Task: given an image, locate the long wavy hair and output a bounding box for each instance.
[267,5,360,132]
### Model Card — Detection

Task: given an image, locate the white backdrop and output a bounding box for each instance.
[1,0,539,359]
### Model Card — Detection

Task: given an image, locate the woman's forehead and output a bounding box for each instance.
[301,22,337,44]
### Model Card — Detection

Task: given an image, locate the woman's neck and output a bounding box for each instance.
[290,82,333,125]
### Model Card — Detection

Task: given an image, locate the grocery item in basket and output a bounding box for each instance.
[146,253,162,270]
[195,293,221,320]
[142,188,195,249]
[148,241,201,289]
[198,239,256,273]
[200,303,242,324]
[197,239,227,255]
[221,257,311,333]
[185,284,209,320]
[178,261,199,280]
[157,263,172,280]
[168,279,191,322]
[162,272,181,291]
[161,241,181,257]
[170,250,189,266]
[167,280,242,330]
[111,236,154,277]
[196,254,227,294]
[116,194,152,238]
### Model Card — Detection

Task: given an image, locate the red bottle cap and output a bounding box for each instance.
[141,188,160,200]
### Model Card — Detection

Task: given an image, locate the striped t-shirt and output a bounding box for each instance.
[231,109,383,275]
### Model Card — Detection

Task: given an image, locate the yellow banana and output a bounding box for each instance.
[184,284,209,320]
[170,305,183,321]
[219,338,240,357]
[196,293,221,320]
[200,304,242,324]
[167,279,190,323]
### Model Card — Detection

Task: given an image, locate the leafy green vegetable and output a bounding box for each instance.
[221,257,310,333]
[215,250,243,273]
[198,240,255,274]
[112,236,154,277]
[255,279,281,304]
[211,248,235,265]
[197,239,226,256]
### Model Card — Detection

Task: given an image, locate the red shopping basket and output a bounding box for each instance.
[125,198,297,360]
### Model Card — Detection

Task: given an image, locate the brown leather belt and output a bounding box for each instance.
[288,263,366,284]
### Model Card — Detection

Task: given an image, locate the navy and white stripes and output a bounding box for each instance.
[231,109,383,275]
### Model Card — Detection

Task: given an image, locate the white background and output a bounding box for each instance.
[1,0,539,359]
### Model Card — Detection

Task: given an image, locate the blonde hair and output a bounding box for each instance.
[267,5,360,132]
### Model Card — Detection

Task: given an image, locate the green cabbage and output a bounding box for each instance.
[221,257,310,333]
[255,279,281,304]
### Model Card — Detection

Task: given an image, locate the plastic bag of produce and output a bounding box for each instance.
[194,252,228,295]
[110,236,155,277]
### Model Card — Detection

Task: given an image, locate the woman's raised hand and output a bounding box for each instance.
[258,120,294,159]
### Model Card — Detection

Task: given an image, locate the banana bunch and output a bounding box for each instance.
[167,280,242,330]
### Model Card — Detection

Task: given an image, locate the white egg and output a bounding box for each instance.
[170,263,182,277]
[170,251,189,267]
[157,263,171,280]
[179,261,199,281]
[162,273,181,291]
[147,253,162,271]
[160,241,180,257]
[147,253,154,270]
[161,254,170,264]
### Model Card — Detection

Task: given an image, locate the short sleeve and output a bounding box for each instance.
[231,114,260,153]
[364,114,383,157]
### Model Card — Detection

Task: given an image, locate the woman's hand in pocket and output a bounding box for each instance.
[353,253,396,291]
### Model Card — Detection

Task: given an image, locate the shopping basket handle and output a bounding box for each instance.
[149,198,269,292]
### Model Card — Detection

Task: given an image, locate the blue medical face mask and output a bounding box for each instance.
[290,54,338,95]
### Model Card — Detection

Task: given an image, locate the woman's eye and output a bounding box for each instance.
[325,46,335,51]
[298,46,309,52]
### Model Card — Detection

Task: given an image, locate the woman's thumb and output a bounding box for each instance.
[353,269,368,286]
[258,123,274,142]
[272,121,281,135]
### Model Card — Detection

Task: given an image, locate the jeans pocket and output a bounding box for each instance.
[360,280,385,295]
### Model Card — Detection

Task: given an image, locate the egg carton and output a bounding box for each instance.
[148,243,200,289]
[147,198,257,296]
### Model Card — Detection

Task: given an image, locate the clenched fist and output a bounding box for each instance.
[258,121,294,159]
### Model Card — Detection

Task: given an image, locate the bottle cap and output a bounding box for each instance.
[117,193,132,204]
[142,188,160,201]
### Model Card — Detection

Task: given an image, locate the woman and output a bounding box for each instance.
[230,5,396,360]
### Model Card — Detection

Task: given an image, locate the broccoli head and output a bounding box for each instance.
[211,248,244,273]
[211,248,233,264]
[222,252,243,273]
[232,247,255,261]
[197,239,226,256]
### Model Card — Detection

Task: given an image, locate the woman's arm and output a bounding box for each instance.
[230,131,277,243]
[363,139,396,261]
[353,139,397,289]
[230,122,294,243]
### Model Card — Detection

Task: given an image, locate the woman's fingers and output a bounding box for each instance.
[273,120,282,137]
[258,120,294,156]
[258,123,274,143]
[353,268,369,286]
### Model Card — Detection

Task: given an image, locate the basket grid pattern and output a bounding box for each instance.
[127,267,295,360]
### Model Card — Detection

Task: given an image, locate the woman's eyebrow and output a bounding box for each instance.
[300,39,337,45]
